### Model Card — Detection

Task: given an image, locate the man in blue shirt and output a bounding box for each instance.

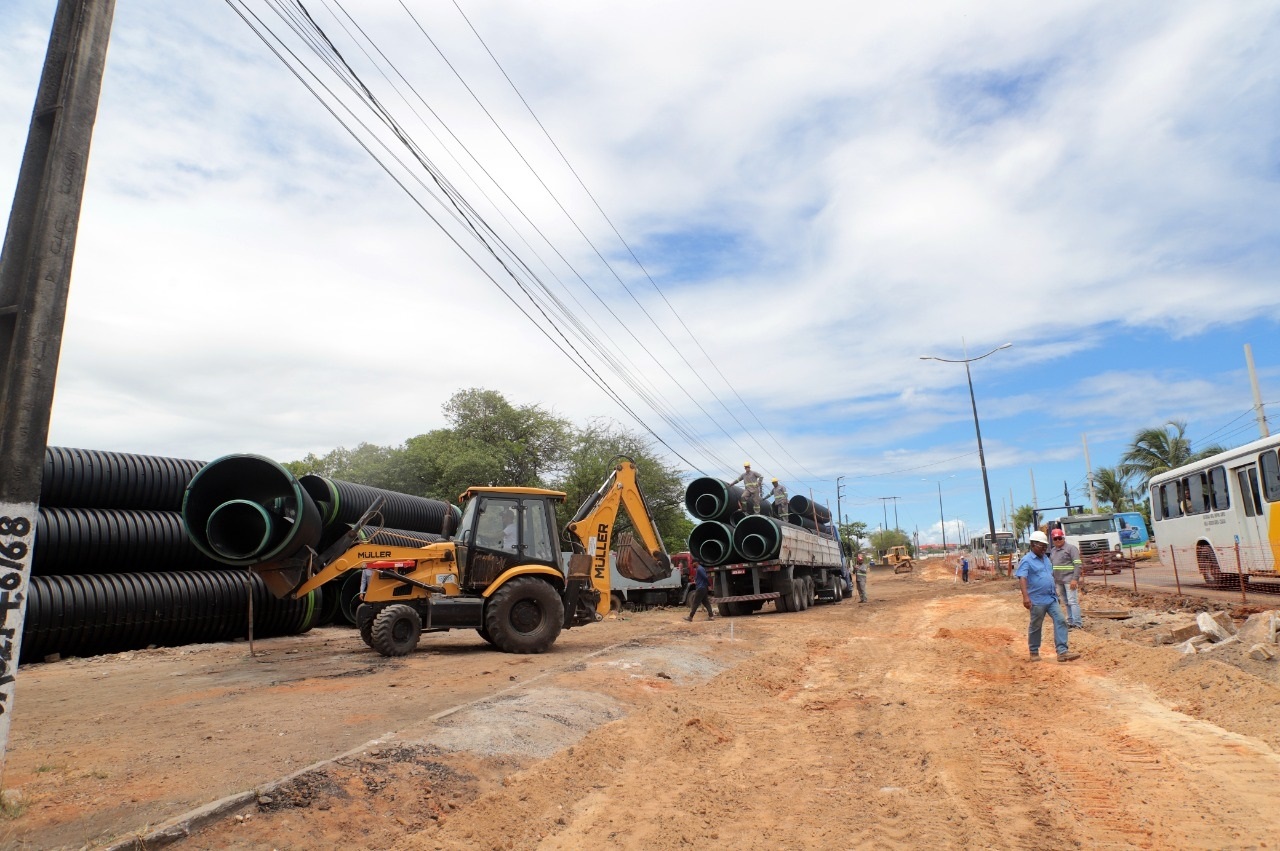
[1015,531,1080,663]
[685,561,716,622]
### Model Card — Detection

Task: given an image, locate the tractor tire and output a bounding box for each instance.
[484,577,565,654]
[370,604,421,657]
[359,618,375,648]
[476,625,496,646]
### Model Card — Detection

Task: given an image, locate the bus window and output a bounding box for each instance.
[1184,474,1210,514]
[1236,468,1262,518]
[1209,466,1230,510]
[1157,482,1180,519]
[1260,450,1280,503]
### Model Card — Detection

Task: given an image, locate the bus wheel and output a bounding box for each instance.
[1196,544,1231,588]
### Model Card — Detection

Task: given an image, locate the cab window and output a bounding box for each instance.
[475,497,520,552]
[522,500,555,562]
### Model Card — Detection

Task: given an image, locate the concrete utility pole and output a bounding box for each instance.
[1030,468,1038,510]
[937,482,947,553]
[1082,433,1099,513]
[0,0,116,782]
[1245,343,1270,438]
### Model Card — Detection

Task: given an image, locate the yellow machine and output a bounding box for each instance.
[272,458,670,657]
[884,545,914,573]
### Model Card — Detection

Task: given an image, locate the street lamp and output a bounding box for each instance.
[921,342,1011,559]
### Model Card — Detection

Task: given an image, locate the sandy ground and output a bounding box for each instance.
[3,560,1279,850]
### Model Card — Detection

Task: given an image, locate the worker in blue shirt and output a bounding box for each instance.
[1014,531,1080,663]
[684,561,716,622]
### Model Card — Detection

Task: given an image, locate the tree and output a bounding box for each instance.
[1118,420,1224,489]
[1091,466,1134,512]
[839,521,869,557]
[869,528,911,557]
[552,418,694,549]
[441,388,571,485]
[1011,504,1036,542]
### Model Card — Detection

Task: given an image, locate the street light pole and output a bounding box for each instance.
[921,342,1011,570]
[937,481,947,553]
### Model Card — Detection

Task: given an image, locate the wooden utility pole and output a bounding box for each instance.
[0,0,116,782]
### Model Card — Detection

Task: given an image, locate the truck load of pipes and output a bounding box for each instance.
[683,476,848,616]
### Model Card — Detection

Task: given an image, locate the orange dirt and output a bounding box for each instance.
[3,562,1279,850]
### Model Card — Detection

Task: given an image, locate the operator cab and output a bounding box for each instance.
[454,487,565,588]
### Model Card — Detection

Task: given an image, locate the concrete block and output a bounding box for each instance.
[1237,610,1279,646]
[1248,644,1275,661]
[1197,635,1240,654]
[1177,634,1212,654]
[1197,612,1234,642]
[1153,623,1203,645]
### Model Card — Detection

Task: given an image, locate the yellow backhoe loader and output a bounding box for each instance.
[258,458,670,657]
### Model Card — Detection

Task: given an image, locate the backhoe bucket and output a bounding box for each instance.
[614,532,672,582]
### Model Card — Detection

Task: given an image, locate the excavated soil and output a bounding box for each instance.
[3,560,1279,850]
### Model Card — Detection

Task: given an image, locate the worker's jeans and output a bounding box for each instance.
[688,587,713,619]
[855,572,868,602]
[1028,600,1069,656]
[1057,582,1082,626]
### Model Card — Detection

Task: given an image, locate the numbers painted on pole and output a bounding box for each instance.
[0,506,35,718]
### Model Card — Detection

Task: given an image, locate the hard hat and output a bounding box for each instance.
[743,461,752,467]
[1029,531,1049,545]
[771,477,778,483]
[1050,529,1065,539]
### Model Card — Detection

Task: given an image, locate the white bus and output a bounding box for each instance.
[1149,434,1280,587]
[967,531,1017,570]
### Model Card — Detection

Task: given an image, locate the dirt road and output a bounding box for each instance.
[4,562,1279,849]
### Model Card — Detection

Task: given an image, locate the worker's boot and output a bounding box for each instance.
[1027,652,1040,662]
[1057,651,1080,662]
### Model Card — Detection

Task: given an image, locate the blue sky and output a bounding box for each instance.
[2,0,1279,544]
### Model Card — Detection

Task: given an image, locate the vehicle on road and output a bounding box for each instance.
[246,458,671,656]
[883,545,914,573]
[1150,435,1280,588]
[1057,511,1153,570]
[969,531,1017,572]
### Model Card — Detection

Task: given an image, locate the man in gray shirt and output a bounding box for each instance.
[1048,529,1083,628]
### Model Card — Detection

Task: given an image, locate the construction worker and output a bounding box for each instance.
[729,462,764,516]
[685,561,716,622]
[1049,529,1083,628]
[854,554,869,603]
[769,478,789,522]
[1016,531,1079,663]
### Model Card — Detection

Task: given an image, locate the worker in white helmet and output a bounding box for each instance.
[729,462,763,515]
[1015,530,1080,663]
[769,477,789,522]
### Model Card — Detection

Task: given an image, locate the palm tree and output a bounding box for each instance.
[1012,504,1036,542]
[1092,466,1132,511]
[1118,420,1225,489]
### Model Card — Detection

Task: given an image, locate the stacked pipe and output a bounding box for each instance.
[182,454,459,624]
[685,476,836,566]
[22,448,323,663]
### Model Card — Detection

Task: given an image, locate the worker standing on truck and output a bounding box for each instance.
[1016,531,1079,663]
[730,462,764,515]
[685,562,716,622]
[1049,529,1083,628]
[769,478,789,522]
[854,554,869,603]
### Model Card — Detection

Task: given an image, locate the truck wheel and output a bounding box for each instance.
[485,577,564,654]
[476,626,495,646]
[370,604,421,657]
[360,619,375,648]
[610,592,626,613]
[794,578,808,611]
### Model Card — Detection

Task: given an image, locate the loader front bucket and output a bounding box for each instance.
[614,532,672,582]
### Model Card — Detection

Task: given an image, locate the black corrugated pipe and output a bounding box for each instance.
[788,494,832,525]
[20,571,320,663]
[683,478,745,523]
[357,526,444,548]
[182,455,323,572]
[733,515,784,562]
[299,475,459,547]
[789,515,835,537]
[688,521,739,566]
[728,499,773,527]
[33,507,226,575]
[42,447,205,510]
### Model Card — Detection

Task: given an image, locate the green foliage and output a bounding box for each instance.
[552,418,694,549]
[1012,504,1036,540]
[1118,420,1224,488]
[869,528,910,556]
[839,520,869,556]
[1091,466,1136,512]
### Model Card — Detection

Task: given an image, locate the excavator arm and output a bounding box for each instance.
[564,458,673,615]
